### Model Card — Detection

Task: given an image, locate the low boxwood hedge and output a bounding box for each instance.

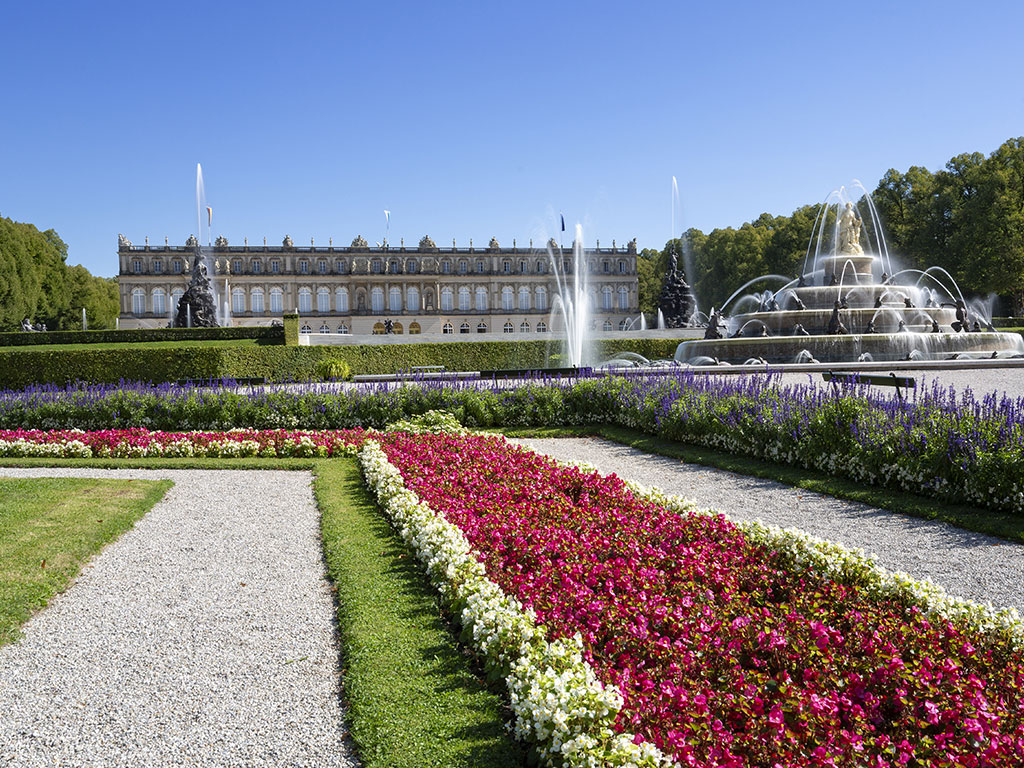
[0,325,283,348]
[0,338,683,387]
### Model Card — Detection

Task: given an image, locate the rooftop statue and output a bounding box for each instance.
[283,235,294,248]
[488,237,500,251]
[351,235,368,248]
[215,235,228,247]
[418,235,437,251]
[118,233,133,249]
[838,202,864,255]
[185,234,198,248]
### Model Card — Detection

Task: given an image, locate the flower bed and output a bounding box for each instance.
[373,431,1024,767]
[0,428,367,458]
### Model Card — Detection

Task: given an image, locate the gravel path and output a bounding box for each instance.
[515,438,1024,614]
[0,468,356,768]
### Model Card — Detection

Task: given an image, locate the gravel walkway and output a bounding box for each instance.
[0,468,356,768]
[515,438,1024,614]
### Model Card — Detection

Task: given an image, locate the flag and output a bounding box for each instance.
[560,213,565,232]
[384,210,391,226]
[206,207,212,227]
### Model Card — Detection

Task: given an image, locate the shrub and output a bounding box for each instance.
[0,325,282,348]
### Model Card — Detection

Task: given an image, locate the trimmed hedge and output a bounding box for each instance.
[0,325,283,348]
[0,338,683,388]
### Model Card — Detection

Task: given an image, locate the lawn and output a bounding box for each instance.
[0,476,171,646]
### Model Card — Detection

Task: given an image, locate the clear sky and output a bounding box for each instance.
[3,0,1022,277]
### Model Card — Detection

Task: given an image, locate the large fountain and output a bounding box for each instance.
[173,164,222,328]
[676,183,1024,364]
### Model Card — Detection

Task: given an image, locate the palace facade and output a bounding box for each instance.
[117,234,641,336]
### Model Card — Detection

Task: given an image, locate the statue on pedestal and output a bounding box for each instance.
[838,202,864,255]
[173,242,219,327]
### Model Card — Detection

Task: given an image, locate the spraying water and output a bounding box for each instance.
[547,223,591,368]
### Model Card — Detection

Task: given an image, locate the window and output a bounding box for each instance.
[602,286,613,310]
[602,260,610,273]
[618,286,629,310]
[132,260,142,274]
[440,287,453,311]
[171,288,184,310]
[603,320,613,331]
[373,322,386,335]
[132,288,145,314]
[173,260,183,274]
[475,287,488,311]
[442,322,454,334]
[318,287,330,313]
[619,319,629,330]
[389,260,399,274]
[300,324,312,334]
[298,288,312,313]
[457,259,468,274]
[232,288,246,313]
[233,259,242,273]
[537,260,546,274]
[252,260,262,274]
[618,260,626,274]
[337,323,349,334]
[299,260,309,274]
[503,322,514,334]
[270,288,283,313]
[391,321,403,334]
[520,321,530,333]
[152,289,166,315]
[501,286,514,311]
[441,260,451,274]
[520,260,527,273]
[406,259,417,274]
[153,260,163,274]
[271,260,280,273]
[458,286,471,311]
[335,259,345,273]
[371,287,384,312]
[476,322,487,333]
[251,288,265,314]
[460,322,470,334]
[536,321,547,333]
[407,286,419,311]
[408,322,421,334]
[389,287,402,312]
[476,260,485,274]
[319,323,331,334]
[535,286,548,311]
[372,259,383,274]
[518,287,530,311]
[502,260,511,273]
[335,287,349,313]
[318,260,327,274]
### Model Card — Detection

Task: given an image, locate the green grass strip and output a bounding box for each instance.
[0,476,171,646]
[498,424,1024,544]
[314,459,526,768]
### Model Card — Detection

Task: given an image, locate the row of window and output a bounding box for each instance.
[130,256,634,276]
[131,284,632,315]
[296,318,636,336]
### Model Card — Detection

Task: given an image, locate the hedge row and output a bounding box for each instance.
[0,338,683,387]
[0,325,284,348]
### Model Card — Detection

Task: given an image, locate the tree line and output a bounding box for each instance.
[640,137,1024,317]
[0,215,119,331]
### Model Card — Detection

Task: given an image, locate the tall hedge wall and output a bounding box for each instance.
[0,338,682,388]
[0,325,283,348]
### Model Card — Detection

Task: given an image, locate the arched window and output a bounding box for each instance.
[371,287,385,312]
[476,322,488,333]
[460,322,470,334]
[132,288,145,314]
[503,322,514,334]
[619,319,629,330]
[407,286,419,311]
[337,323,349,334]
[618,286,629,310]
[319,323,331,334]
[440,287,453,311]
[300,324,312,334]
[270,288,283,313]
[232,288,246,313]
[603,320,613,331]
[518,286,530,311]
[458,286,471,311]
[389,287,402,312]
[171,288,184,312]
[391,321,404,334]
[251,288,264,314]
[442,322,454,334]
[408,322,421,335]
[501,286,514,310]
[535,286,548,312]
[475,287,488,311]
[317,287,330,313]
[372,322,386,335]
[152,288,166,315]
[602,285,613,310]
[520,321,530,333]
[298,288,312,313]
[536,321,547,333]
[335,287,349,312]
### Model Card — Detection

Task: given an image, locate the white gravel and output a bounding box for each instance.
[515,438,1024,614]
[0,468,356,768]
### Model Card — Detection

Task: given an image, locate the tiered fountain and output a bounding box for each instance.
[676,184,1024,364]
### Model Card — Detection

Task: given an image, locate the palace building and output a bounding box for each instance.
[117,234,641,336]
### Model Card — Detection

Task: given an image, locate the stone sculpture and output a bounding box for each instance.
[118,233,132,248]
[838,202,863,255]
[174,245,219,328]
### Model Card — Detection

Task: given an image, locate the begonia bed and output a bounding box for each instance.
[376,431,1024,767]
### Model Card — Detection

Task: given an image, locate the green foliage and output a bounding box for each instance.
[313,356,352,381]
[0,324,283,348]
[283,313,299,346]
[0,216,118,330]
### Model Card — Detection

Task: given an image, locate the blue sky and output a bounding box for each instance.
[3,0,1023,277]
